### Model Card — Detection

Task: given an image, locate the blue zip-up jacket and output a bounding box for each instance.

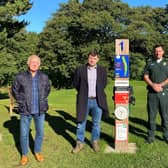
[12,70,50,115]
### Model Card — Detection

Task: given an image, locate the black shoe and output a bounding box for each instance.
[145,137,154,144]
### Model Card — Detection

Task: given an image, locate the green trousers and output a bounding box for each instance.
[147,91,168,139]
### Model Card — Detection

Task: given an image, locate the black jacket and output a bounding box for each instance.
[73,64,109,122]
[12,70,50,115]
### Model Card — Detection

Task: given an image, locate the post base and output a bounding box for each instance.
[104,143,137,154]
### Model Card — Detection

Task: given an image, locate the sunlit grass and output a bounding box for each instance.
[0,80,167,168]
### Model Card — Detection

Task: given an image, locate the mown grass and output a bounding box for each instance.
[0,80,168,168]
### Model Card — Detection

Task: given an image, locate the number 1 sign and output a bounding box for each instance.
[115,39,129,55]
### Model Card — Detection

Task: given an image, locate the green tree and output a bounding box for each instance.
[0,0,32,85]
[9,31,39,72]
[38,1,81,88]
[38,0,168,88]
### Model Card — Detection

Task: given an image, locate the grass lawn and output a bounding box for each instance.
[0,80,168,168]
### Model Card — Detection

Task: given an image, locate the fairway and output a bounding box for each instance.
[0,80,168,168]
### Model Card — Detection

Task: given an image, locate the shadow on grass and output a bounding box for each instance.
[129,116,147,140]
[4,105,19,115]
[45,111,77,147]
[47,110,115,147]
[3,116,21,154]
[101,115,115,144]
[3,116,37,155]
[102,114,115,126]
[0,93,9,99]
[129,116,163,141]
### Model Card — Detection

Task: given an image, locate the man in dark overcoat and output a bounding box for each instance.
[72,50,109,153]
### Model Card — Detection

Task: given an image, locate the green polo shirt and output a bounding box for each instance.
[144,58,168,91]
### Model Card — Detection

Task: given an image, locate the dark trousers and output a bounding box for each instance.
[147,91,168,139]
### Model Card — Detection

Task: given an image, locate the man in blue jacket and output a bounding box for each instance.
[12,55,50,165]
[72,50,109,154]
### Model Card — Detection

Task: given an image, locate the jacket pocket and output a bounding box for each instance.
[39,100,48,112]
[18,102,26,113]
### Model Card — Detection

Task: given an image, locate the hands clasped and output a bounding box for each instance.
[152,83,163,92]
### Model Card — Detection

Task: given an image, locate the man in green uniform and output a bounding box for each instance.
[144,45,168,144]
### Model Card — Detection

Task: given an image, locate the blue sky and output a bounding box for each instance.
[18,0,168,33]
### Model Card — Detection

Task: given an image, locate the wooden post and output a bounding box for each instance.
[114,39,130,152]
[8,86,13,116]
[104,39,137,154]
[8,86,17,116]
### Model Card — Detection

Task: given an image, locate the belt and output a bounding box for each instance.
[88,97,96,99]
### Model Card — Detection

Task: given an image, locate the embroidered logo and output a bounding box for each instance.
[163,62,167,66]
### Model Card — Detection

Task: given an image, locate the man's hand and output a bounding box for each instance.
[152,83,163,92]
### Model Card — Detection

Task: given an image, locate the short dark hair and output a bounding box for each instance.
[153,44,164,51]
[88,50,98,57]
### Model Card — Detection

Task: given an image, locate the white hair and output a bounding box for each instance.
[27,55,41,65]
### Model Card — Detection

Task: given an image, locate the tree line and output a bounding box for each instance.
[0,0,168,88]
